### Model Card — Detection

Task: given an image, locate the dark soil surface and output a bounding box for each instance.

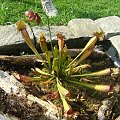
[0,56,120,120]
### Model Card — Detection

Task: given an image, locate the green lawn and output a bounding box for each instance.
[0,0,120,25]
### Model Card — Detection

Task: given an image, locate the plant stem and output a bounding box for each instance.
[39,12,53,53]
[28,23,37,48]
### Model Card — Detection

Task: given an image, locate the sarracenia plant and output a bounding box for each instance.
[15,10,119,118]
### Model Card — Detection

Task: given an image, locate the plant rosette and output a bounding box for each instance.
[15,10,119,119]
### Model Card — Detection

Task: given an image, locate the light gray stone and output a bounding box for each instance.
[1,16,120,55]
[0,24,32,47]
[0,24,75,54]
[68,18,101,37]
[95,16,120,39]
[109,35,120,56]
[0,112,19,120]
[32,26,75,42]
[0,24,34,54]
[0,70,26,96]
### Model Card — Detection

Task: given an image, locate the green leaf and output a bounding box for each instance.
[52,58,59,75]
[67,65,74,76]
[68,36,97,67]
[53,45,59,58]
[56,78,71,113]
[71,68,119,77]
[61,45,68,63]
[66,80,112,92]
[35,68,52,76]
[57,80,69,97]
[45,51,51,68]
[16,20,43,62]
[66,79,95,89]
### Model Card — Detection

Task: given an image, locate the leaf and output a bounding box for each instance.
[13,72,48,82]
[67,65,74,76]
[57,80,70,97]
[45,51,51,68]
[93,30,105,41]
[68,36,97,67]
[35,68,52,76]
[42,77,54,85]
[66,80,112,92]
[71,68,119,77]
[75,36,97,66]
[57,33,65,52]
[73,64,91,73]
[56,78,72,115]
[52,58,59,75]
[53,45,59,58]
[61,45,68,63]
[16,20,26,31]
[39,33,48,52]
[16,20,43,62]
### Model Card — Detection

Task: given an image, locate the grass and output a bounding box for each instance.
[0,0,120,26]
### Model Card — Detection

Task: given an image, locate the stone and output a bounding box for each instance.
[109,35,120,57]
[0,24,74,54]
[95,16,120,39]
[0,24,33,54]
[32,26,75,42]
[115,115,120,120]
[1,16,120,55]
[0,112,19,120]
[0,24,33,47]
[0,70,26,95]
[68,18,101,37]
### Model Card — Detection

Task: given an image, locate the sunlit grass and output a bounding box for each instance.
[0,0,120,25]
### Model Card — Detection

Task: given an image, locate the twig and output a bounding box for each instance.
[0,49,106,65]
